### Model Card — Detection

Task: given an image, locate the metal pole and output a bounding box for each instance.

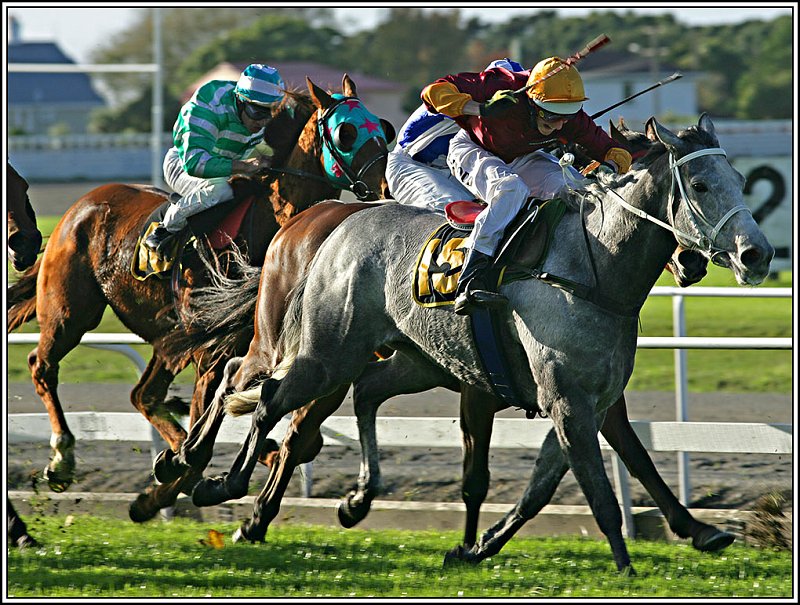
[673,294,690,505]
[151,8,164,189]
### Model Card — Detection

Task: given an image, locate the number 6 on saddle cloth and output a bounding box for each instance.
[412,198,565,417]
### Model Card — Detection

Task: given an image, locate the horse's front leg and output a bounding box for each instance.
[458,386,502,548]
[235,387,349,543]
[129,353,186,451]
[338,351,460,529]
[601,394,734,551]
[556,399,633,574]
[153,356,254,487]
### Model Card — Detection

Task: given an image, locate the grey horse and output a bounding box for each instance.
[193,114,773,573]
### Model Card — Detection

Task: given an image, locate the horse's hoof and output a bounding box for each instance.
[692,527,736,552]
[619,564,637,577]
[232,524,265,544]
[191,475,233,507]
[153,449,187,484]
[128,492,160,523]
[43,467,72,493]
[336,494,370,529]
[16,534,39,549]
[443,544,480,567]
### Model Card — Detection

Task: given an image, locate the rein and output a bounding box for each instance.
[522,144,747,317]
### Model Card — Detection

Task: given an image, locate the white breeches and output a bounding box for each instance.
[385,146,473,213]
[161,147,234,232]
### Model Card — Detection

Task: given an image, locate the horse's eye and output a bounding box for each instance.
[691,181,708,193]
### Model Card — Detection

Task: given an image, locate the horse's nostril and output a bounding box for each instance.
[740,245,769,269]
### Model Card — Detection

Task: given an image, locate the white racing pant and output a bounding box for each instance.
[386,146,474,213]
[447,129,582,256]
[161,146,235,232]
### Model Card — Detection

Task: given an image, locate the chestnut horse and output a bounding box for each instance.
[7,163,43,273]
[152,122,731,555]
[6,75,392,522]
[6,163,41,548]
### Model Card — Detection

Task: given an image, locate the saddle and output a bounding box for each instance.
[131,193,256,281]
[415,198,567,419]
[414,199,565,306]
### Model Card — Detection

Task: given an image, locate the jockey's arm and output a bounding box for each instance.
[421,82,481,117]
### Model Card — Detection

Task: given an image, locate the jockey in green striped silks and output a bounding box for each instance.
[145,64,285,253]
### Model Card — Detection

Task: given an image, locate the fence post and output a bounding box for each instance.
[672,294,691,505]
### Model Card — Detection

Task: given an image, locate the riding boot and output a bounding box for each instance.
[144,223,178,255]
[453,249,508,316]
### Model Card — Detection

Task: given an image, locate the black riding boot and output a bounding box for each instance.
[453,249,508,316]
[144,224,178,255]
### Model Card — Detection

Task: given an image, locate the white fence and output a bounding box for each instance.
[7,286,792,537]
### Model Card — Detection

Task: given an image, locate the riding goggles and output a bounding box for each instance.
[530,102,579,123]
[242,102,274,121]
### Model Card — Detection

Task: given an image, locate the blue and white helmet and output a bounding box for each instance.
[234,64,285,107]
[486,58,525,72]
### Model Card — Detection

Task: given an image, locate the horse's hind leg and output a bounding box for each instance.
[601,395,734,552]
[29,270,106,492]
[234,386,350,543]
[129,353,186,451]
[447,427,570,566]
[7,498,38,548]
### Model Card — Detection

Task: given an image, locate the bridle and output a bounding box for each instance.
[267,95,388,200]
[604,147,751,256]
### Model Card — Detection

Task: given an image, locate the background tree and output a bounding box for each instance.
[87,9,793,132]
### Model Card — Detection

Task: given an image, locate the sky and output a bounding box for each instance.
[6,3,795,63]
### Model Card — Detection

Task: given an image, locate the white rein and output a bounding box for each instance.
[562,147,751,254]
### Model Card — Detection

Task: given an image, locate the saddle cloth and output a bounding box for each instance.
[131,194,255,281]
[412,199,567,307]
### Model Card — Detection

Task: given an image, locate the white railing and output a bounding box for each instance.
[7,286,792,536]
[7,410,792,539]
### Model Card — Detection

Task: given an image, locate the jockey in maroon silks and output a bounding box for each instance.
[422,56,632,315]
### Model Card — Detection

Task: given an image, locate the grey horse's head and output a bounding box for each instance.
[645,114,774,286]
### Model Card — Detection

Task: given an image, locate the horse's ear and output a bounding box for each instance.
[609,120,624,144]
[697,112,719,144]
[646,116,682,152]
[307,76,334,110]
[380,118,396,144]
[342,73,357,98]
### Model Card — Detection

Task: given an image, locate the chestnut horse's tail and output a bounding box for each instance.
[161,242,262,364]
[7,257,40,330]
[224,275,307,417]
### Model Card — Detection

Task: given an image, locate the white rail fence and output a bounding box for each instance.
[7,286,793,537]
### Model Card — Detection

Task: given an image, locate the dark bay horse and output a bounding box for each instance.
[6,75,392,522]
[6,163,41,549]
[7,163,43,273]
[152,123,727,557]
[188,115,772,572]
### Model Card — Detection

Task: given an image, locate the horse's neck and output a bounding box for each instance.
[579,169,677,311]
[270,112,340,225]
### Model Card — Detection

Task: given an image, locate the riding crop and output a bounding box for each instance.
[514,33,612,97]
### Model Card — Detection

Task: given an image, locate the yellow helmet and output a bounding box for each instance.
[526,56,588,116]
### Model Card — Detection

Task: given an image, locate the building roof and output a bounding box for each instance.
[8,42,105,105]
[183,60,403,103]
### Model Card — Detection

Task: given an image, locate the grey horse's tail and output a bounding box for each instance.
[224,275,308,417]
